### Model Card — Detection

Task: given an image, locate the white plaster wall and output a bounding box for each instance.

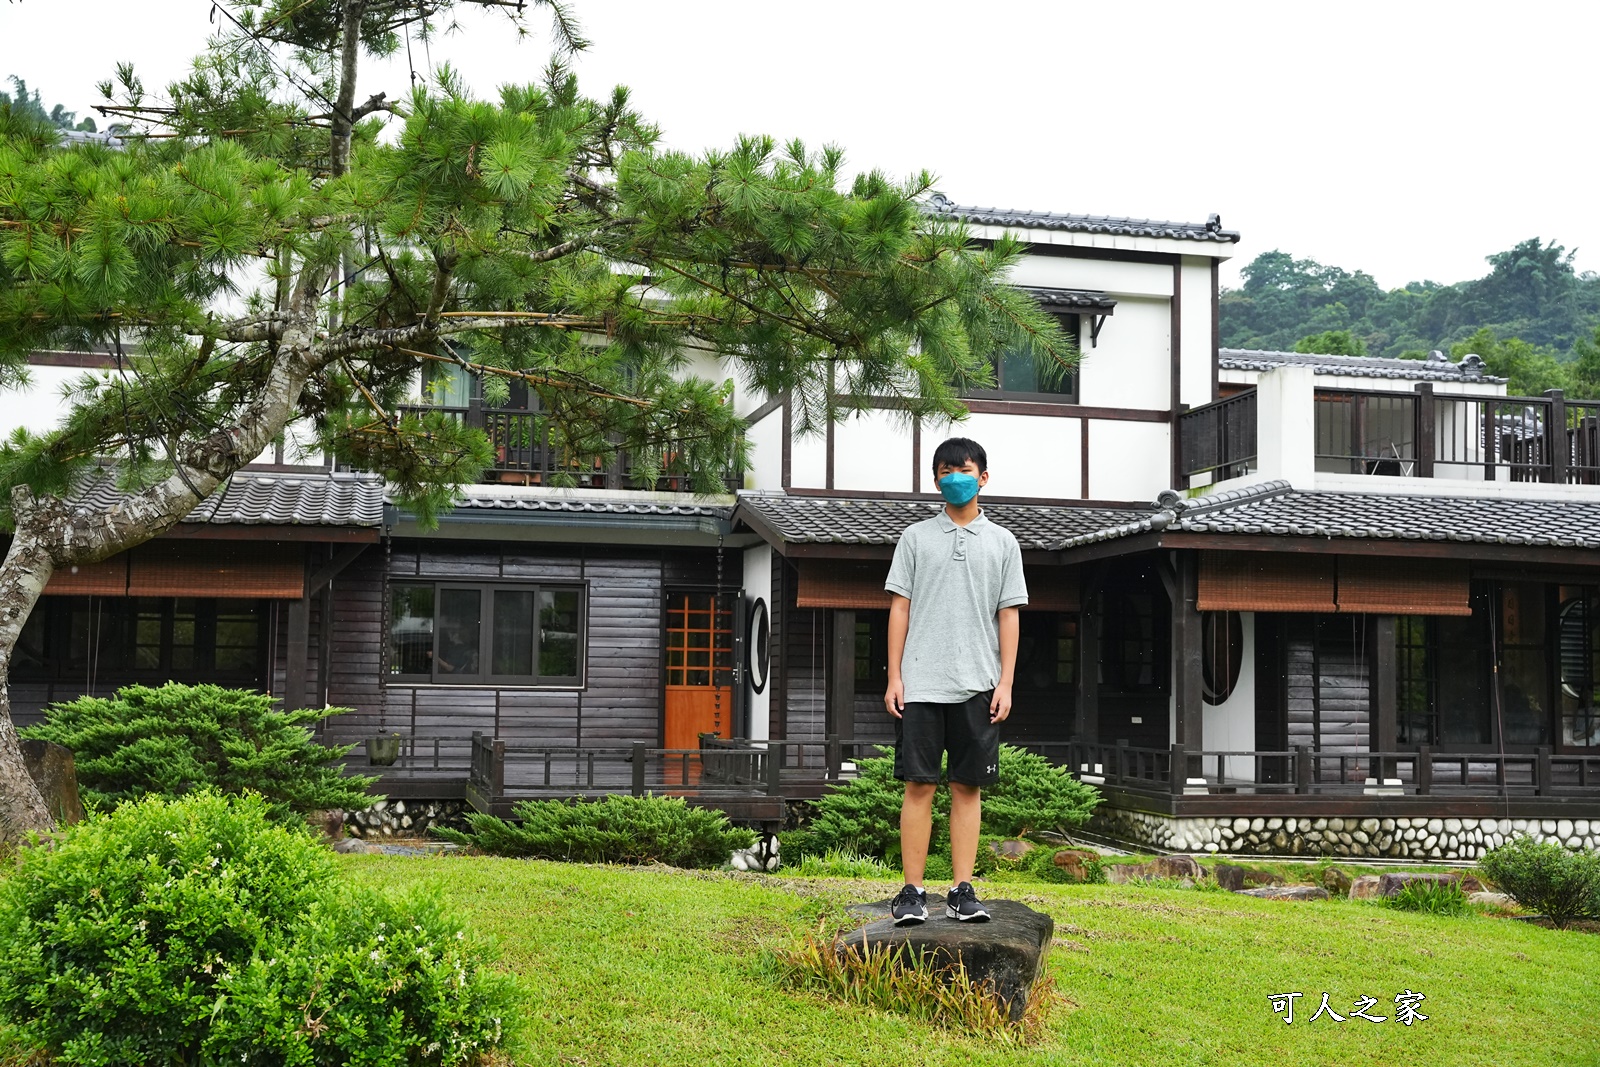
[788,429,827,489]
[832,410,913,492]
[945,412,1079,499]
[1180,258,1215,408]
[0,365,79,436]
[1076,296,1171,410]
[1007,255,1174,298]
[1204,613,1258,781]
[1087,420,1170,500]
[1254,366,1316,487]
[742,543,773,741]
[743,407,783,492]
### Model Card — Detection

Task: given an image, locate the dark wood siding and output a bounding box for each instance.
[774,558,826,744]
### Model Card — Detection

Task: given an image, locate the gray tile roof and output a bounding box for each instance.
[71,469,385,527]
[925,193,1239,244]
[443,493,730,519]
[1023,287,1117,312]
[1220,348,1505,384]
[1059,480,1600,551]
[734,493,1148,552]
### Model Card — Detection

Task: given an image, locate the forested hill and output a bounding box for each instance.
[1219,240,1600,396]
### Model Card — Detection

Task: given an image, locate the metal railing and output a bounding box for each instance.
[1424,387,1600,484]
[396,402,737,490]
[1178,390,1257,487]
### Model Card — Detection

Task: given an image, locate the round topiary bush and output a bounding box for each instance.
[0,791,515,1065]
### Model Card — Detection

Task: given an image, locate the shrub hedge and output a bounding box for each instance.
[1478,835,1600,929]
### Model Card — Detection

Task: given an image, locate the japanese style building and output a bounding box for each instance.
[8,195,1600,857]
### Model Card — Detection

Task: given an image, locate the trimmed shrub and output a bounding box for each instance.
[794,849,896,879]
[0,792,514,1064]
[783,745,1100,865]
[205,888,517,1065]
[980,746,1101,838]
[1479,836,1600,929]
[22,682,377,821]
[433,794,756,868]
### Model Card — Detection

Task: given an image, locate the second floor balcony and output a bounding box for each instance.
[1181,369,1600,495]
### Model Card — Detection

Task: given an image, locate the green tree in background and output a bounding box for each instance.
[0,77,97,132]
[1292,329,1366,356]
[1569,327,1600,399]
[1222,241,1600,366]
[1450,327,1569,396]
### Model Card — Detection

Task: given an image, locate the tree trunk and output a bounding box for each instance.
[328,1,365,179]
[0,509,64,838]
[0,330,323,841]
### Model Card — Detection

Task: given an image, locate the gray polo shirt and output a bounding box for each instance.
[884,508,1028,704]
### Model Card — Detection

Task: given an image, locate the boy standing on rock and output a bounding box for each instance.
[883,437,1026,924]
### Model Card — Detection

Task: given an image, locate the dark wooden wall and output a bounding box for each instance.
[322,540,722,754]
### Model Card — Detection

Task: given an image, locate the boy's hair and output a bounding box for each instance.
[931,437,987,476]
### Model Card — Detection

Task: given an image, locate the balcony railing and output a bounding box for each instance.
[398,402,737,491]
[1179,384,1600,488]
[1178,390,1257,487]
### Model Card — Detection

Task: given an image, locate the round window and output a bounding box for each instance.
[746,597,770,695]
[1202,611,1243,705]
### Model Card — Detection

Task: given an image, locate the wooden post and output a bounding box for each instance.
[1536,746,1552,796]
[1169,743,1187,796]
[1170,551,1204,751]
[1417,745,1432,795]
[631,742,647,796]
[1075,587,1100,743]
[826,733,842,782]
[284,563,311,711]
[1414,383,1435,479]
[1369,615,1397,781]
[765,741,783,795]
[1294,745,1311,794]
[1545,390,1567,484]
[829,610,856,742]
[491,739,505,799]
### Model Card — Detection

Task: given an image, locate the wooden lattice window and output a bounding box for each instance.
[665,593,733,688]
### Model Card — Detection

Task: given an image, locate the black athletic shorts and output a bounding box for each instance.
[893,690,1000,787]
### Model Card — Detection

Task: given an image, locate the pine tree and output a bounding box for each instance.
[0,2,1074,835]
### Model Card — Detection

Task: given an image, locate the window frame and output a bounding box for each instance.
[388,580,587,688]
[964,312,1081,404]
[13,596,269,686]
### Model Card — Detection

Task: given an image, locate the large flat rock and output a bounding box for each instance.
[842,895,1054,1021]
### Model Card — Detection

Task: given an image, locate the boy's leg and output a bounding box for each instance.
[900,781,937,886]
[893,701,944,887]
[948,782,982,884]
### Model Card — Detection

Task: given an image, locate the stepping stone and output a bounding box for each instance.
[842,895,1054,1021]
[1236,885,1330,901]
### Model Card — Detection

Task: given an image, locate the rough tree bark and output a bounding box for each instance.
[0,315,327,839]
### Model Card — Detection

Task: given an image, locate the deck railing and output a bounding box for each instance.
[1424,387,1600,484]
[1057,740,1600,798]
[396,402,737,490]
[1178,390,1257,487]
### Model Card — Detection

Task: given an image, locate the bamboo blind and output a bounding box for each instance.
[1197,551,1337,612]
[42,541,305,599]
[1335,556,1471,616]
[797,559,1077,611]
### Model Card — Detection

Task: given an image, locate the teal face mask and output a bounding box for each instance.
[938,472,980,506]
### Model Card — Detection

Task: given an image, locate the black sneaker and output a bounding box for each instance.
[946,881,990,922]
[890,884,928,925]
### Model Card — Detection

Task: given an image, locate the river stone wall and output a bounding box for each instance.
[345,799,470,838]
[1091,808,1598,860]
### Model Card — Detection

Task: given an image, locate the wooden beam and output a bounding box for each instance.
[283,565,310,712]
[307,541,368,595]
[1074,567,1102,743]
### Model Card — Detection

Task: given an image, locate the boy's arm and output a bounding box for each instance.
[885,593,910,718]
[990,606,1020,724]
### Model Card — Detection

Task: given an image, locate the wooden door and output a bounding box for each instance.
[664,592,735,750]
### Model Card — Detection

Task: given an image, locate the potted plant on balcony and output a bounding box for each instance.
[367,730,403,767]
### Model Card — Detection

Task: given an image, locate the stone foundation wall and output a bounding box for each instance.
[1091,807,1599,860]
[344,799,469,839]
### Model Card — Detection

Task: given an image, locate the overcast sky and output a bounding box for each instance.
[5,0,1596,290]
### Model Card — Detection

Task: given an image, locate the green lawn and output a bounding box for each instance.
[339,855,1600,1067]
